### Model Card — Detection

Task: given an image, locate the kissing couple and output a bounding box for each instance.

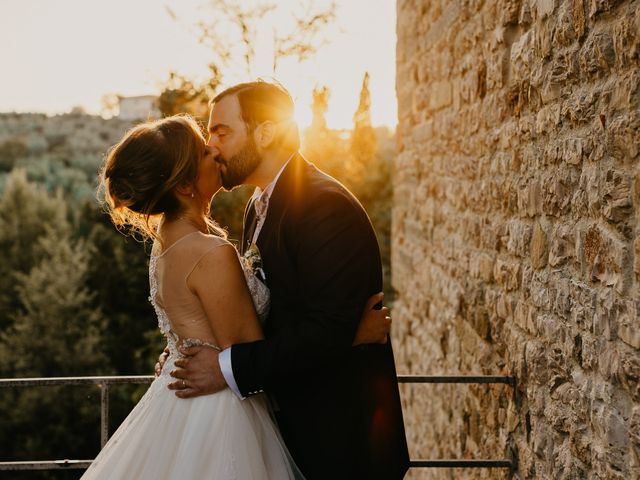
[82,81,409,479]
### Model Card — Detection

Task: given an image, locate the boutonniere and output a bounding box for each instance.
[242,243,266,282]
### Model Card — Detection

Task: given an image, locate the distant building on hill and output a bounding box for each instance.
[117,95,160,121]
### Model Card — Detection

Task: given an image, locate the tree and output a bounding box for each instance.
[2,226,107,378]
[0,139,28,172]
[0,170,68,330]
[272,1,337,72]
[350,72,377,174]
[301,85,350,181]
[157,64,222,124]
[159,1,336,119]
[183,0,336,76]
[310,85,330,132]
[0,216,109,476]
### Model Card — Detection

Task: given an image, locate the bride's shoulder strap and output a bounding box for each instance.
[183,234,237,278]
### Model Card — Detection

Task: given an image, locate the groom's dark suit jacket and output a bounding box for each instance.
[233,153,409,479]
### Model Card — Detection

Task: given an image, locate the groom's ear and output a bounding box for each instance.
[254,121,276,149]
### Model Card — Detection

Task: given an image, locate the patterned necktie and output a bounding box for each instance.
[243,198,258,255]
[254,194,269,222]
[243,192,269,254]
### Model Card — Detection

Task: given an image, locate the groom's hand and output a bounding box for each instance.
[168,346,228,398]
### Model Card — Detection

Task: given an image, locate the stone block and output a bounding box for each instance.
[532,0,557,19]
[581,224,629,292]
[526,340,549,385]
[617,300,640,349]
[580,33,616,75]
[602,169,633,223]
[428,80,453,111]
[554,1,577,47]
[581,334,600,370]
[634,236,640,282]
[589,0,625,17]
[530,221,549,268]
[549,223,575,266]
[562,136,585,165]
[494,257,522,291]
[510,30,534,83]
[478,252,495,282]
[606,109,640,164]
[573,0,587,40]
[515,299,536,332]
[617,345,640,402]
[507,219,533,257]
[613,7,640,68]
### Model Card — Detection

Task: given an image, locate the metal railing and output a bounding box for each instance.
[0,374,517,472]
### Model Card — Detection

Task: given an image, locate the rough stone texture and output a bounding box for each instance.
[394,0,640,478]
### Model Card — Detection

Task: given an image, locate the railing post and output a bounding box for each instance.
[99,381,109,448]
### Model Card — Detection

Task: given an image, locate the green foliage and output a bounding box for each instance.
[0,196,109,478]
[0,153,154,476]
[0,170,68,329]
[2,227,107,378]
[211,185,255,244]
[81,204,159,374]
[0,139,28,172]
[157,66,222,126]
[351,72,377,169]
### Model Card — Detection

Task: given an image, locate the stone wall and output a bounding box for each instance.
[393,0,639,478]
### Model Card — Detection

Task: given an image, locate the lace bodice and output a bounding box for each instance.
[148,234,270,357]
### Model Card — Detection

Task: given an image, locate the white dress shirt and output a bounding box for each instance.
[219,154,294,399]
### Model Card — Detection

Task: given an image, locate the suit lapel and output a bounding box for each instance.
[255,153,307,253]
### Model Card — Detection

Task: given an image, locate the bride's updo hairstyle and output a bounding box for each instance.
[101,114,224,240]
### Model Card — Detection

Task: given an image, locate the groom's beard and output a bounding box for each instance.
[218,136,262,190]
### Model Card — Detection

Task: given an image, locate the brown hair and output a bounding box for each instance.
[100,114,225,241]
[211,80,300,150]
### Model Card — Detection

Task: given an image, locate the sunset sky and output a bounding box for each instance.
[0,0,397,129]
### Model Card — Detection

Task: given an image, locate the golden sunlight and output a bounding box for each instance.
[0,0,397,129]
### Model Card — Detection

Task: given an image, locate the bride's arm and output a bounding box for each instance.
[167,243,263,398]
[187,244,264,349]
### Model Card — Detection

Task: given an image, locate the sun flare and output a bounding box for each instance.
[0,0,397,129]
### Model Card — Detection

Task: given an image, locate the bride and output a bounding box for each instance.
[80,114,390,479]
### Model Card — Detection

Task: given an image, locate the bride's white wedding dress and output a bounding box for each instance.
[81,231,301,480]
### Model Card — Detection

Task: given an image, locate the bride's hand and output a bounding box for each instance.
[154,346,170,377]
[353,292,391,346]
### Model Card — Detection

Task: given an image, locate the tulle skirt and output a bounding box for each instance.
[81,357,300,480]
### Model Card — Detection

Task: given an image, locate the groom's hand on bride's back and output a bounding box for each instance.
[168,345,228,398]
[352,292,392,346]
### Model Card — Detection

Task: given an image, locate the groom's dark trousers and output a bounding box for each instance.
[232,153,409,479]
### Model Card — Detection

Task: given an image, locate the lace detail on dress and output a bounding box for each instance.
[148,252,181,356]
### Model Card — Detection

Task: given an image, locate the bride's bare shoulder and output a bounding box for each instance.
[186,235,245,294]
[188,233,239,269]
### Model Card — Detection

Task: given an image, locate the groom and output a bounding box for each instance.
[169,81,409,479]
